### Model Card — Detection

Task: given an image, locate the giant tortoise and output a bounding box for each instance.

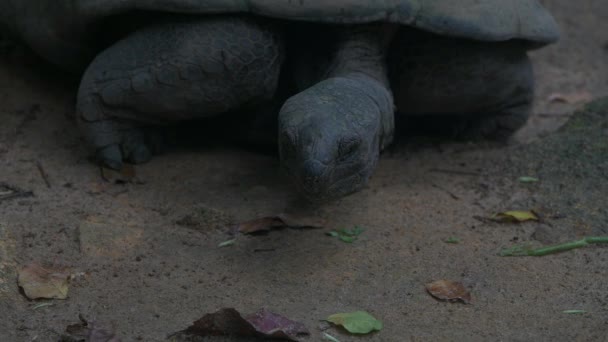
[0,1,559,202]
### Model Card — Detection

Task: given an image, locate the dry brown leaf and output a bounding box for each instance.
[425,280,471,304]
[101,164,137,184]
[63,315,121,342]
[18,262,69,300]
[174,308,309,341]
[548,91,593,104]
[237,213,325,234]
[237,217,286,234]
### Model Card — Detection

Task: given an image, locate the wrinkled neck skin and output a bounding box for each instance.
[326,24,395,88]
[279,24,397,204]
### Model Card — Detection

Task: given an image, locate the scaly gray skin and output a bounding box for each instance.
[279,27,535,202]
[76,16,284,168]
[1,1,558,203]
[278,25,395,202]
[75,17,535,203]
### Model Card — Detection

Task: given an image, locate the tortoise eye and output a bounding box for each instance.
[338,139,360,158]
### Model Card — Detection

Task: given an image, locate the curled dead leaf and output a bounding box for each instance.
[426,280,471,304]
[237,217,285,234]
[62,315,121,342]
[173,308,309,341]
[237,213,325,234]
[18,262,70,300]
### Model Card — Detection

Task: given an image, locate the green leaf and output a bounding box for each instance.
[343,226,365,236]
[493,210,539,222]
[444,237,460,244]
[518,176,539,183]
[218,239,236,247]
[339,235,356,243]
[327,311,382,334]
[326,226,365,243]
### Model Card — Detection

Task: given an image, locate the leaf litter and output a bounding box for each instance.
[326,311,382,334]
[563,310,587,314]
[323,332,341,342]
[18,262,70,300]
[425,280,472,304]
[326,226,365,243]
[171,308,309,341]
[218,239,236,247]
[60,315,121,342]
[236,213,325,234]
[499,236,608,256]
[492,210,539,223]
[518,176,539,183]
[100,164,139,184]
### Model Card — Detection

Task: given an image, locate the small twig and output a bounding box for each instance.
[253,248,276,253]
[218,239,236,247]
[431,183,460,200]
[472,215,494,224]
[500,236,608,256]
[428,168,482,177]
[0,182,34,202]
[36,161,51,188]
[0,191,34,202]
[323,332,341,342]
[31,302,55,310]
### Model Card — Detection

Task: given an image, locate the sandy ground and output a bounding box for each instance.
[1,1,607,341]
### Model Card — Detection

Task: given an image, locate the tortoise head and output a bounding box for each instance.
[279,77,393,203]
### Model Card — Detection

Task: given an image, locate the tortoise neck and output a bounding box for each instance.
[326,24,397,87]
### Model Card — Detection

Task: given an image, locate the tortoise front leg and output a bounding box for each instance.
[77,16,283,169]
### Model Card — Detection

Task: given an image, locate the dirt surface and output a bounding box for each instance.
[1,1,607,341]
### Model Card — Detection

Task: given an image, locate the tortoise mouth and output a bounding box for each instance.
[286,158,370,203]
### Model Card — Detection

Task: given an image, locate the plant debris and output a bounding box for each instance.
[18,262,70,300]
[218,239,236,247]
[323,332,341,342]
[326,226,365,243]
[548,91,593,104]
[100,164,137,184]
[237,213,325,234]
[492,210,539,223]
[326,311,382,334]
[499,236,608,256]
[31,301,55,310]
[0,182,33,201]
[518,176,539,183]
[444,237,460,244]
[60,315,121,342]
[563,310,587,314]
[425,280,471,304]
[173,308,309,341]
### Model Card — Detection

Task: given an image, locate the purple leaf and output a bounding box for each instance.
[178,308,309,341]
